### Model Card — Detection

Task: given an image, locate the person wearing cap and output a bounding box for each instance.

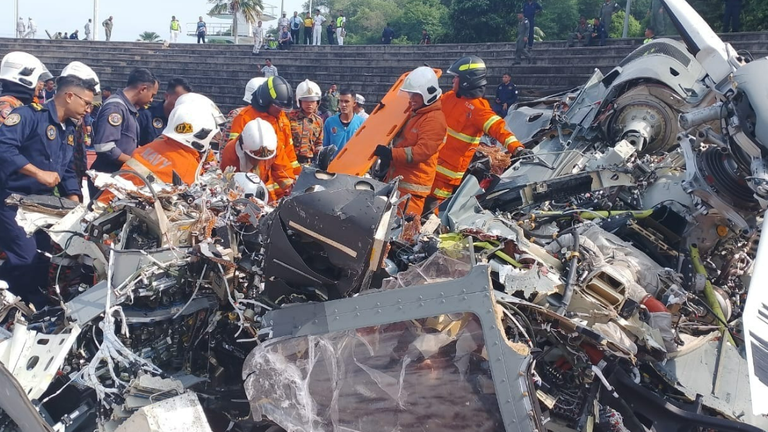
[515,11,533,65]
[354,94,369,120]
[89,68,158,196]
[0,64,98,308]
[220,119,288,203]
[0,52,53,123]
[229,76,300,195]
[278,12,290,32]
[289,79,324,164]
[373,66,446,217]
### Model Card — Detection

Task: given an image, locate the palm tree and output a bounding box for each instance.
[137,31,162,42]
[208,0,263,44]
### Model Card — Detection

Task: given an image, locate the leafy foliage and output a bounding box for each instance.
[295,0,768,44]
[209,0,264,43]
[137,31,161,42]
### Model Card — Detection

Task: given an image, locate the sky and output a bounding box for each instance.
[1,0,306,41]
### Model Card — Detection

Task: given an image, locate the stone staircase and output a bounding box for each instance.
[0,32,766,113]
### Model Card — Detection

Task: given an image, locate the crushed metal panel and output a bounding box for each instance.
[665,337,768,429]
[246,265,541,432]
[744,217,768,416]
[0,363,52,432]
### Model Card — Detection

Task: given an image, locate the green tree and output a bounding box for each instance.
[536,0,579,41]
[446,0,516,43]
[393,0,449,43]
[608,9,642,38]
[208,0,263,44]
[137,31,161,42]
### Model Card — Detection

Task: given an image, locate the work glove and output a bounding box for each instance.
[374,145,392,162]
[513,147,533,158]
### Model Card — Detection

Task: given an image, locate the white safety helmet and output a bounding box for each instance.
[243,77,267,104]
[233,172,268,201]
[295,79,321,104]
[401,66,442,106]
[162,102,219,152]
[0,51,52,89]
[355,94,365,105]
[175,92,226,126]
[239,118,278,160]
[60,61,100,93]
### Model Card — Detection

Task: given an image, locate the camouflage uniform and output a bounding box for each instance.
[288,109,324,164]
[221,106,246,150]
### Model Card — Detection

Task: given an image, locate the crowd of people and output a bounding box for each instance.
[0,49,531,305]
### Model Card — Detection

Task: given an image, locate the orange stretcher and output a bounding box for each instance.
[327,68,443,176]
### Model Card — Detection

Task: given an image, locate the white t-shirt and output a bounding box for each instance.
[253,27,264,40]
[261,65,278,77]
[313,15,325,29]
[278,17,290,28]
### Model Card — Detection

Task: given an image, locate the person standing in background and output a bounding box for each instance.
[326,20,335,45]
[382,23,395,44]
[303,13,314,44]
[290,11,302,44]
[335,11,346,46]
[197,16,207,43]
[522,0,542,49]
[723,0,743,33]
[16,18,26,39]
[25,18,37,39]
[313,9,326,45]
[252,21,264,55]
[170,16,181,43]
[84,19,92,40]
[102,16,113,41]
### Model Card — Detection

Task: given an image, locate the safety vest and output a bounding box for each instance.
[171,20,180,31]
[336,17,344,27]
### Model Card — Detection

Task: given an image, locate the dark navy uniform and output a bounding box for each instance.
[522,0,542,48]
[492,81,518,117]
[723,0,742,33]
[137,101,166,146]
[0,100,80,307]
[91,90,140,174]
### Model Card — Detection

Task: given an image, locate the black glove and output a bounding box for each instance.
[514,147,533,158]
[374,145,392,162]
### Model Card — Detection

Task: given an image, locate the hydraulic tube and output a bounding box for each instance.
[690,244,735,345]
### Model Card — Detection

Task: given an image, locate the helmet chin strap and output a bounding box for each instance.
[251,100,270,113]
[458,85,486,99]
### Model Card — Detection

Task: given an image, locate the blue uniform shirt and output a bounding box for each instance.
[497,82,518,106]
[523,1,543,20]
[0,100,80,197]
[91,90,140,173]
[322,114,364,153]
[138,101,166,146]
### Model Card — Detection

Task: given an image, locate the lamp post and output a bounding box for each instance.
[94,0,99,41]
[622,0,632,38]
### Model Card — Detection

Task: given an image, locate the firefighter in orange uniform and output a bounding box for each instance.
[97,96,220,203]
[373,67,446,216]
[428,56,528,209]
[229,76,301,184]
[220,118,289,203]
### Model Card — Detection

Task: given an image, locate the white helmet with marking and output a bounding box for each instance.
[60,61,100,93]
[163,102,219,152]
[401,66,442,106]
[0,51,52,89]
[295,79,321,104]
[239,118,277,160]
[175,92,226,126]
[243,77,267,103]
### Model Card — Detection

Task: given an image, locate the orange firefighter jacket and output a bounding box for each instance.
[430,90,522,199]
[229,106,302,177]
[386,100,447,199]
[98,135,200,202]
[220,137,295,203]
